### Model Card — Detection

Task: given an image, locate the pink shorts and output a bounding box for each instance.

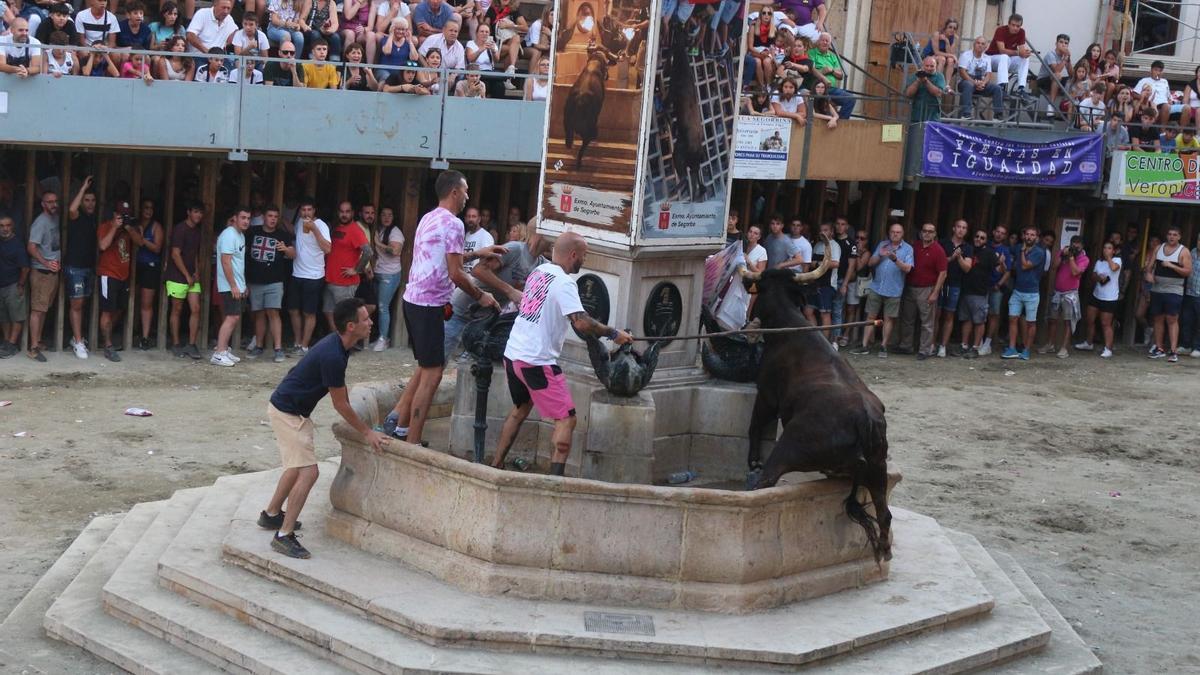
[504,358,575,420]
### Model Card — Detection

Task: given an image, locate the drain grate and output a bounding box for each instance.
[582,611,656,636]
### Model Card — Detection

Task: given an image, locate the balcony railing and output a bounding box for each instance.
[0,47,548,165]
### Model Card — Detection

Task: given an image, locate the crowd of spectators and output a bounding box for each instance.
[730,212,1199,365]
[0,0,550,99]
[0,176,533,363]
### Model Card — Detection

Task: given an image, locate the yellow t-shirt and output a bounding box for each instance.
[1176,136,1200,152]
[301,63,340,89]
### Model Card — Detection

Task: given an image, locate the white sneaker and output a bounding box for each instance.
[936,345,946,358]
[72,340,89,359]
[1191,348,1200,358]
[1057,347,1069,359]
[977,343,992,356]
[210,352,235,367]
[831,341,839,352]
[1100,347,1113,359]
[1145,329,1155,350]
[503,65,517,90]
[224,350,241,363]
[372,337,389,352]
[246,335,257,351]
[1037,343,1056,355]
[1074,341,1094,351]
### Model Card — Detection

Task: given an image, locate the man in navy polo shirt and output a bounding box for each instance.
[1002,226,1047,360]
[259,297,387,559]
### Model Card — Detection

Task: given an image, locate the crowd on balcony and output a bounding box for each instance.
[0,175,532,363]
[0,0,551,99]
[726,212,1200,366]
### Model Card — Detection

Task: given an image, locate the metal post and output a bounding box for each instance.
[156,157,176,350]
[54,152,71,352]
[124,157,142,352]
[21,150,35,353]
[470,353,492,464]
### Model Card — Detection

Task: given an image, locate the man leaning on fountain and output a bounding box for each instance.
[491,232,632,476]
[259,297,388,560]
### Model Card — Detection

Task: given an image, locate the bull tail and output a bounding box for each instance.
[843,457,882,564]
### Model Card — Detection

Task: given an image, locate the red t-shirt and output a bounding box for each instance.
[97,220,132,281]
[325,221,369,286]
[986,26,1026,55]
[908,241,948,287]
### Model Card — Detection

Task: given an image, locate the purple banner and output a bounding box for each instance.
[921,123,1104,186]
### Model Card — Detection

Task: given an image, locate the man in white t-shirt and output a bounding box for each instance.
[288,198,331,352]
[1135,59,1173,127]
[74,0,119,47]
[0,19,42,77]
[491,232,632,476]
[810,221,842,336]
[417,16,464,70]
[461,206,494,272]
[186,0,236,53]
[788,219,813,271]
[211,207,250,367]
[228,12,269,56]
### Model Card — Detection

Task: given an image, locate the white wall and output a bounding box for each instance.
[1006,0,1102,54]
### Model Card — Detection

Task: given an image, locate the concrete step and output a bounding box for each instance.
[217,468,1011,670]
[0,514,122,674]
[101,484,354,675]
[42,502,225,675]
[158,465,700,674]
[545,151,638,175]
[986,549,1102,674]
[546,139,639,161]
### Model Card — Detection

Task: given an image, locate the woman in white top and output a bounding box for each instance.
[372,206,405,351]
[743,223,768,322]
[154,35,194,81]
[523,5,552,70]
[1181,65,1200,132]
[770,77,807,126]
[524,55,549,101]
[467,22,502,98]
[1075,241,1122,358]
[417,47,441,94]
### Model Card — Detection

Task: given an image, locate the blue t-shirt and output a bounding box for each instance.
[412,0,454,32]
[377,37,412,67]
[990,242,1014,287]
[0,234,30,287]
[117,19,152,49]
[269,332,350,417]
[870,240,913,298]
[1011,244,1046,293]
[216,226,246,293]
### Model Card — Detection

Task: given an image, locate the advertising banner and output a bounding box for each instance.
[732,115,792,180]
[921,123,1104,186]
[638,1,746,242]
[539,0,652,239]
[1107,150,1200,202]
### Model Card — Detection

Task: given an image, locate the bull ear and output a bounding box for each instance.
[792,233,834,283]
[737,263,762,281]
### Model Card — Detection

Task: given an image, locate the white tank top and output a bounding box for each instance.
[529,77,549,101]
[164,57,187,81]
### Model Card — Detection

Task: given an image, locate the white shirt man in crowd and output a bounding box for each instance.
[1135,59,1172,127]
[491,232,632,475]
[443,205,497,358]
[0,18,42,77]
[211,207,250,367]
[418,16,464,70]
[75,0,119,47]
[187,0,236,52]
[288,197,331,353]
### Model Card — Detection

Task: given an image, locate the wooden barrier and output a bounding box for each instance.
[786,120,906,183]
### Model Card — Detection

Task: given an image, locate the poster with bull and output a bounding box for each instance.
[638,0,746,242]
[539,0,653,243]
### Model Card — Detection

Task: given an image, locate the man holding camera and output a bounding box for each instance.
[905,55,948,122]
[96,201,134,362]
[1042,235,1088,359]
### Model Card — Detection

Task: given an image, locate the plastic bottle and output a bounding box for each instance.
[512,457,532,472]
[667,470,697,485]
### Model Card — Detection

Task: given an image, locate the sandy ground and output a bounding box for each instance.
[0,343,1197,673]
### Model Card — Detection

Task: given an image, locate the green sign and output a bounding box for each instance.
[1107,150,1200,202]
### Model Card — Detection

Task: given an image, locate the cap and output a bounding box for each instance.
[115,201,132,215]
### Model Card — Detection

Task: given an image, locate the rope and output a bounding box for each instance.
[633,319,882,342]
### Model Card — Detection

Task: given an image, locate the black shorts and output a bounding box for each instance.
[136,262,161,290]
[288,276,324,314]
[220,291,244,316]
[403,299,446,368]
[355,277,378,305]
[1148,291,1183,317]
[1091,297,1119,315]
[99,276,128,312]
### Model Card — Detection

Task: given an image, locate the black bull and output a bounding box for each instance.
[740,252,893,562]
[563,49,608,169]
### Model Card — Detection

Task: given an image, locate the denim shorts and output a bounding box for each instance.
[1008,290,1040,322]
[939,285,961,312]
[816,285,837,313]
[988,288,1006,315]
[65,267,93,300]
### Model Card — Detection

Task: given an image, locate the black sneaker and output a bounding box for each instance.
[186,344,202,360]
[257,510,302,531]
[848,346,870,355]
[104,346,121,362]
[172,343,184,357]
[271,532,311,559]
[247,346,265,359]
[382,411,400,437]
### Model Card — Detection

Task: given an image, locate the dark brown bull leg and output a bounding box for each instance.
[865,460,893,561]
[746,395,777,489]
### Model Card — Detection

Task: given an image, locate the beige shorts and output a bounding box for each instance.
[268,402,318,469]
[30,270,58,313]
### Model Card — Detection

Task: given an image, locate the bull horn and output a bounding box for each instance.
[793,234,834,283]
[737,263,762,281]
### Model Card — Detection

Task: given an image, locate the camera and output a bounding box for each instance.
[916,70,928,78]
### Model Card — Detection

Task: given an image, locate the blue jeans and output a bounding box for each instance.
[832,288,846,338]
[1178,294,1200,350]
[267,25,305,55]
[443,311,469,359]
[828,87,856,119]
[958,79,1004,118]
[374,272,401,340]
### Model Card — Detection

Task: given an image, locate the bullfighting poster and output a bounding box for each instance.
[538,0,653,243]
[637,0,746,243]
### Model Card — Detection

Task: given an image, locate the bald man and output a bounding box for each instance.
[492,233,632,476]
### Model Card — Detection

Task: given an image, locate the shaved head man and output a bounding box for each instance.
[492,231,632,475]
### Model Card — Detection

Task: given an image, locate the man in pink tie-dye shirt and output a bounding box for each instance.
[383,170,504,445]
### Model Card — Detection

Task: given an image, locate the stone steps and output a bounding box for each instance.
[15,463,1102,674]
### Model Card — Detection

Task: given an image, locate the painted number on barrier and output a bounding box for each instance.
[419,136,430,149]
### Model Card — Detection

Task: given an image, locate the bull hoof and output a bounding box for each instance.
[744,468,763,491]
[883,550,893,562]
